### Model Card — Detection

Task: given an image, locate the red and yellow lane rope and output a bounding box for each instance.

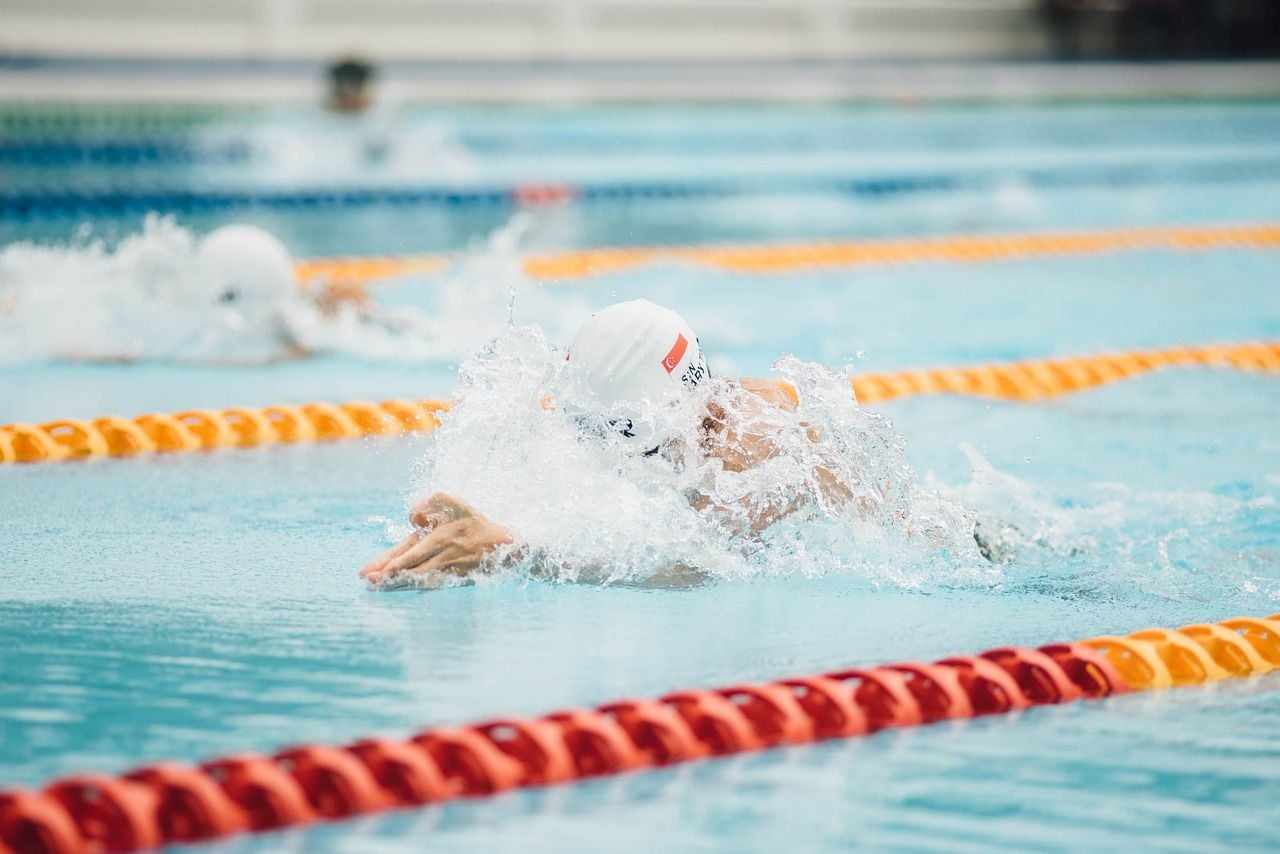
[3,341,1278,465]
[297,223,1280,284]
[2,614,1278,853]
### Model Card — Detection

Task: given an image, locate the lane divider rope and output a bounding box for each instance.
[296,223,1280,284]
[3,342,1277,465]
[2,614,1278,853]
[9,124,1276,164]
[0,400,451,466]
[849,340,1280,404]
[8,157,1280,219]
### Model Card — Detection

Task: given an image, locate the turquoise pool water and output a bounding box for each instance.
[3,100,1280,852]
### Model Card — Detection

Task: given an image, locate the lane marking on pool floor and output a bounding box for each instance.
[3,341,1278,465]
[2,614,1278,853]
[295,222,1280,284]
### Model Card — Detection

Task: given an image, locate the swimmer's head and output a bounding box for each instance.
[196,224,296,311]
[327,57,376,113]
[566,299,709,449]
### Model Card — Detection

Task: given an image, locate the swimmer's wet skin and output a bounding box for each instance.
[361,300,1004,587]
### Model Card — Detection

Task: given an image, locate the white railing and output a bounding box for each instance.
[0,0,1049,61]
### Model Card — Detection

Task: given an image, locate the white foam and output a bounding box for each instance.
[392,321,994,590]
[0,214,584,365]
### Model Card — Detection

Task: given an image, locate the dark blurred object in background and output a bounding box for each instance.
[1042,0,1280,59]
[327,57,377,113]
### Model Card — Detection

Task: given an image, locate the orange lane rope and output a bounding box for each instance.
[3,342,1277,465]
[3,614,1278,854]
[294,255,449,285]
[0,400,450,465]
[296,223,1280,284]
[849,340,1280,405]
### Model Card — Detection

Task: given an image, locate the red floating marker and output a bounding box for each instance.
[201,754,315,830]
[935,657,1031,715]
[513,183,577,207]
[660,691,763,755]
[345,740,450,807]
[45,774,160,853]
[886,663,974,722]
[472,719,576,785]
[1038,643,1130,698]
[5,613,1251,854]
[124,763,246,843]
[597,699,706,766]
[980,647,1082,705]
[274,746,390,818]
[0,790,86,854]
[715,683,814,746]
[542,710,643,776]
[777,676,868,739]
[823,667,924,730]
[411,728,524,797]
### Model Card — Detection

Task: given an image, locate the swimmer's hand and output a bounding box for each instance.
[359,493,514,587]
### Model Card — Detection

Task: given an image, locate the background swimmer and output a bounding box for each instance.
[361,300,1013,588]
[0,218,403,364]
[327,57,377,114]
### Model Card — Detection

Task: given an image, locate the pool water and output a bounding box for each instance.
[3,99,1280,852]
[5,100,1280,252]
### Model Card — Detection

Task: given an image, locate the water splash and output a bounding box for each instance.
[0,215,291,363]
[386,322,994,590]
[198,111,479,186]
[0,214,586,365]
[380,324,1280,602]
[936,445,1280,608]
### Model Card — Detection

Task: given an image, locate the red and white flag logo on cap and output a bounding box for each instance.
[661,334,688,374]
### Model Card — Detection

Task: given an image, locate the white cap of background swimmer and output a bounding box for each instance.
[567,299,709,445]
[196,224,295,308]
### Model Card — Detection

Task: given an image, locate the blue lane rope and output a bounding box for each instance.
[5,107,1280,163]
[3,158,1279,219]
[0,139,253,166]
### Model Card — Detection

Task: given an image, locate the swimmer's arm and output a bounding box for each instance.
[362,494,708,590]
[360,492,516,586]
[741,379,862,513]
[704,380,857,531]
[315,280,371,315]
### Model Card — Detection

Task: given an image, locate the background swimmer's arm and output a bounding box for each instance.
[360,493,516,586]
[314,280,371,316]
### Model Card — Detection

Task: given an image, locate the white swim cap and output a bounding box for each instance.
[196,224,295,307]
[567,299,709,447]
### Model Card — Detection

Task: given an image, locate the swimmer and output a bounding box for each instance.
[195,223,372,361]
[0,219,378,364]
[360,300,1015,586]
[327,57,377,114]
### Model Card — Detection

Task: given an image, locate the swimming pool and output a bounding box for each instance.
[3,99,1280,852]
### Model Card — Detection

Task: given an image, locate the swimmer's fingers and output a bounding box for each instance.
[420,518,514,577]
[359,531,421,581]
[379,532,450,577]
[422,546,485,577]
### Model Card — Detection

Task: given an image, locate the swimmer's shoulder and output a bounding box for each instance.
[738,378,799,412]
